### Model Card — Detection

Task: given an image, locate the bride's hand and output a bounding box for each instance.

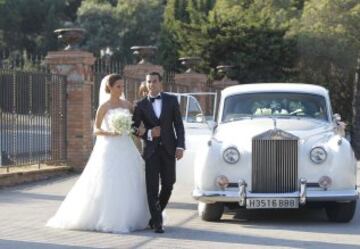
[136,126,146,137]
[110,131,121,136]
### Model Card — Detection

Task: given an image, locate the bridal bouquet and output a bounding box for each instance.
[110,112,132,135]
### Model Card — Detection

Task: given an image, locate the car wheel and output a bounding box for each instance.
[325,200,357,223]
[199,203,224,221]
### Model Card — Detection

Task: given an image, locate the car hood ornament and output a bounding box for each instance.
[273,117,277,131]
[253,128,299,140]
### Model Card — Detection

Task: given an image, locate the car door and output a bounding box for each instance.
[168,92,217,186]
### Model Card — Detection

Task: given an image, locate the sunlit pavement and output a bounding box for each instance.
[0,164,360,249]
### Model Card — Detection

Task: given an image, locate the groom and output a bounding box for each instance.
[132,72,185,233]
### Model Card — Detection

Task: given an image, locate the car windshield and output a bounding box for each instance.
[222,92,329,123]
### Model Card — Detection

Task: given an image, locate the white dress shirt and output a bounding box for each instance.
[146,94,184,150]
[147,94,162,141]
[152,95,162,119]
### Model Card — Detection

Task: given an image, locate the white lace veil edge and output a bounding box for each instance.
[98,74,125,107]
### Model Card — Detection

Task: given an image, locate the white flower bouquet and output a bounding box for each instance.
[110,112,133,135]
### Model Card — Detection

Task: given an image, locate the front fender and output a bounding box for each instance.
[194,139,223,191]
[299,135,357,189]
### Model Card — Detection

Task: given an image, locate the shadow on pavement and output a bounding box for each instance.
[0,240,99,249]
[132,225,360,249]
[221,204,360,235]
[0,174,78,203]
[167,202,197,210]
[0,192,65,203]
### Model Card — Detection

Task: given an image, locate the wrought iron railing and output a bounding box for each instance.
[92,58,123,118]
[0,69,67,169]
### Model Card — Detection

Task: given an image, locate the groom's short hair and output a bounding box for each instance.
[147,72,162,82]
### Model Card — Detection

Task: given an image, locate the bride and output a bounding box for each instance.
[46,74,150,233]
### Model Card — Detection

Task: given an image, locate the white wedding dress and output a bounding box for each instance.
[47,107,151,233]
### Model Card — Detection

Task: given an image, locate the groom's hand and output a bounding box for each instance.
[151,126,161,138]
[175,148,184,160]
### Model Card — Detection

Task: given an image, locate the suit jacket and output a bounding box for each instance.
[132,92,185,159]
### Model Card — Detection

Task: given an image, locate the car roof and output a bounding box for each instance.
[222,83,329,98]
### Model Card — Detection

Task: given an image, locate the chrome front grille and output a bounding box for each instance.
[252,129,298,193]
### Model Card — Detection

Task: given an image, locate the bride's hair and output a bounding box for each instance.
[105,74,122,93]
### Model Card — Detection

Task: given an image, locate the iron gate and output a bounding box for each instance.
[0,69,67,168]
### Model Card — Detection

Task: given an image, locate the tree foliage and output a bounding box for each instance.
[293,0,360,122]
[160,0,298,82]
[0,0,359,124]
[0,0,81,53]
[78,0,164,62]
[77,1,119,56]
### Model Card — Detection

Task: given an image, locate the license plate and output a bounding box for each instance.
[246,198,299,209]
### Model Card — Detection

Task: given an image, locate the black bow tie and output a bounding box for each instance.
[149,95,161,103]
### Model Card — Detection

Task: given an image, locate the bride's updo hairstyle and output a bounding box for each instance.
[105,74,122,93]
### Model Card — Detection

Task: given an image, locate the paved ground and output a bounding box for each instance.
[0,171,360,249]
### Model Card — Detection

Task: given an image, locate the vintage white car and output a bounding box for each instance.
[192,83,358,222]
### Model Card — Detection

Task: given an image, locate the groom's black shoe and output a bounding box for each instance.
[148,219,154,229]
[154,224,164,233]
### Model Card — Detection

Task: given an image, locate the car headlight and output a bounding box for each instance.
[223,147,240,164]
[310,146,327,164]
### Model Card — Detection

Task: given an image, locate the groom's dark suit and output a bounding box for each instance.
[132,92,185,227]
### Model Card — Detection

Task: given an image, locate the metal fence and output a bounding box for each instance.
[92,58,123,117]
[0,69,67,169]
[123,70,177,103]
[0,49,222,169]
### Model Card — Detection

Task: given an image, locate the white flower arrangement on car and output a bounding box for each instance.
[254,108,272,115]
[254,108,289,115]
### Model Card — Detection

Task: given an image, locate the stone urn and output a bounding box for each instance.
[131,46,157,64]
[179,57,201,73]
[54,28,86,51]
[213,65,238,88]
[216,65,234,78]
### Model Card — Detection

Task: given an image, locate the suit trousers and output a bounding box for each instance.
[145,145,176,226]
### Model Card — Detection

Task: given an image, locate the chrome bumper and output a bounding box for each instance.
[193,179,359,206]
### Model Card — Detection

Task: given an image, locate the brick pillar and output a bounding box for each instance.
[45,51,95,171]
[212,77,238,109]
[175,72,209,114]
[212,76,238,90]
[123,64,164,103]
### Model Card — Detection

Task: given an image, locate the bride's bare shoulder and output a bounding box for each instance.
[97,102,111,114]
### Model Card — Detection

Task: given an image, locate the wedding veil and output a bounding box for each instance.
[98,74,125,107]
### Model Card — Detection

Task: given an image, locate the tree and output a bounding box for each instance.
[159,0,215,71]
[159,0,189,70]
[77,0,164,63]
[161,0,298,82]
[0,0,82,53]
[293,0,360,123]
[77,1,119,56]
[115,0,164,63]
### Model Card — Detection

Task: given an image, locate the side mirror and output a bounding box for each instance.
[333,113,346,137]
[333,113,341,122]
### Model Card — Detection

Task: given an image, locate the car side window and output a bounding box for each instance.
[186,96,205,123]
